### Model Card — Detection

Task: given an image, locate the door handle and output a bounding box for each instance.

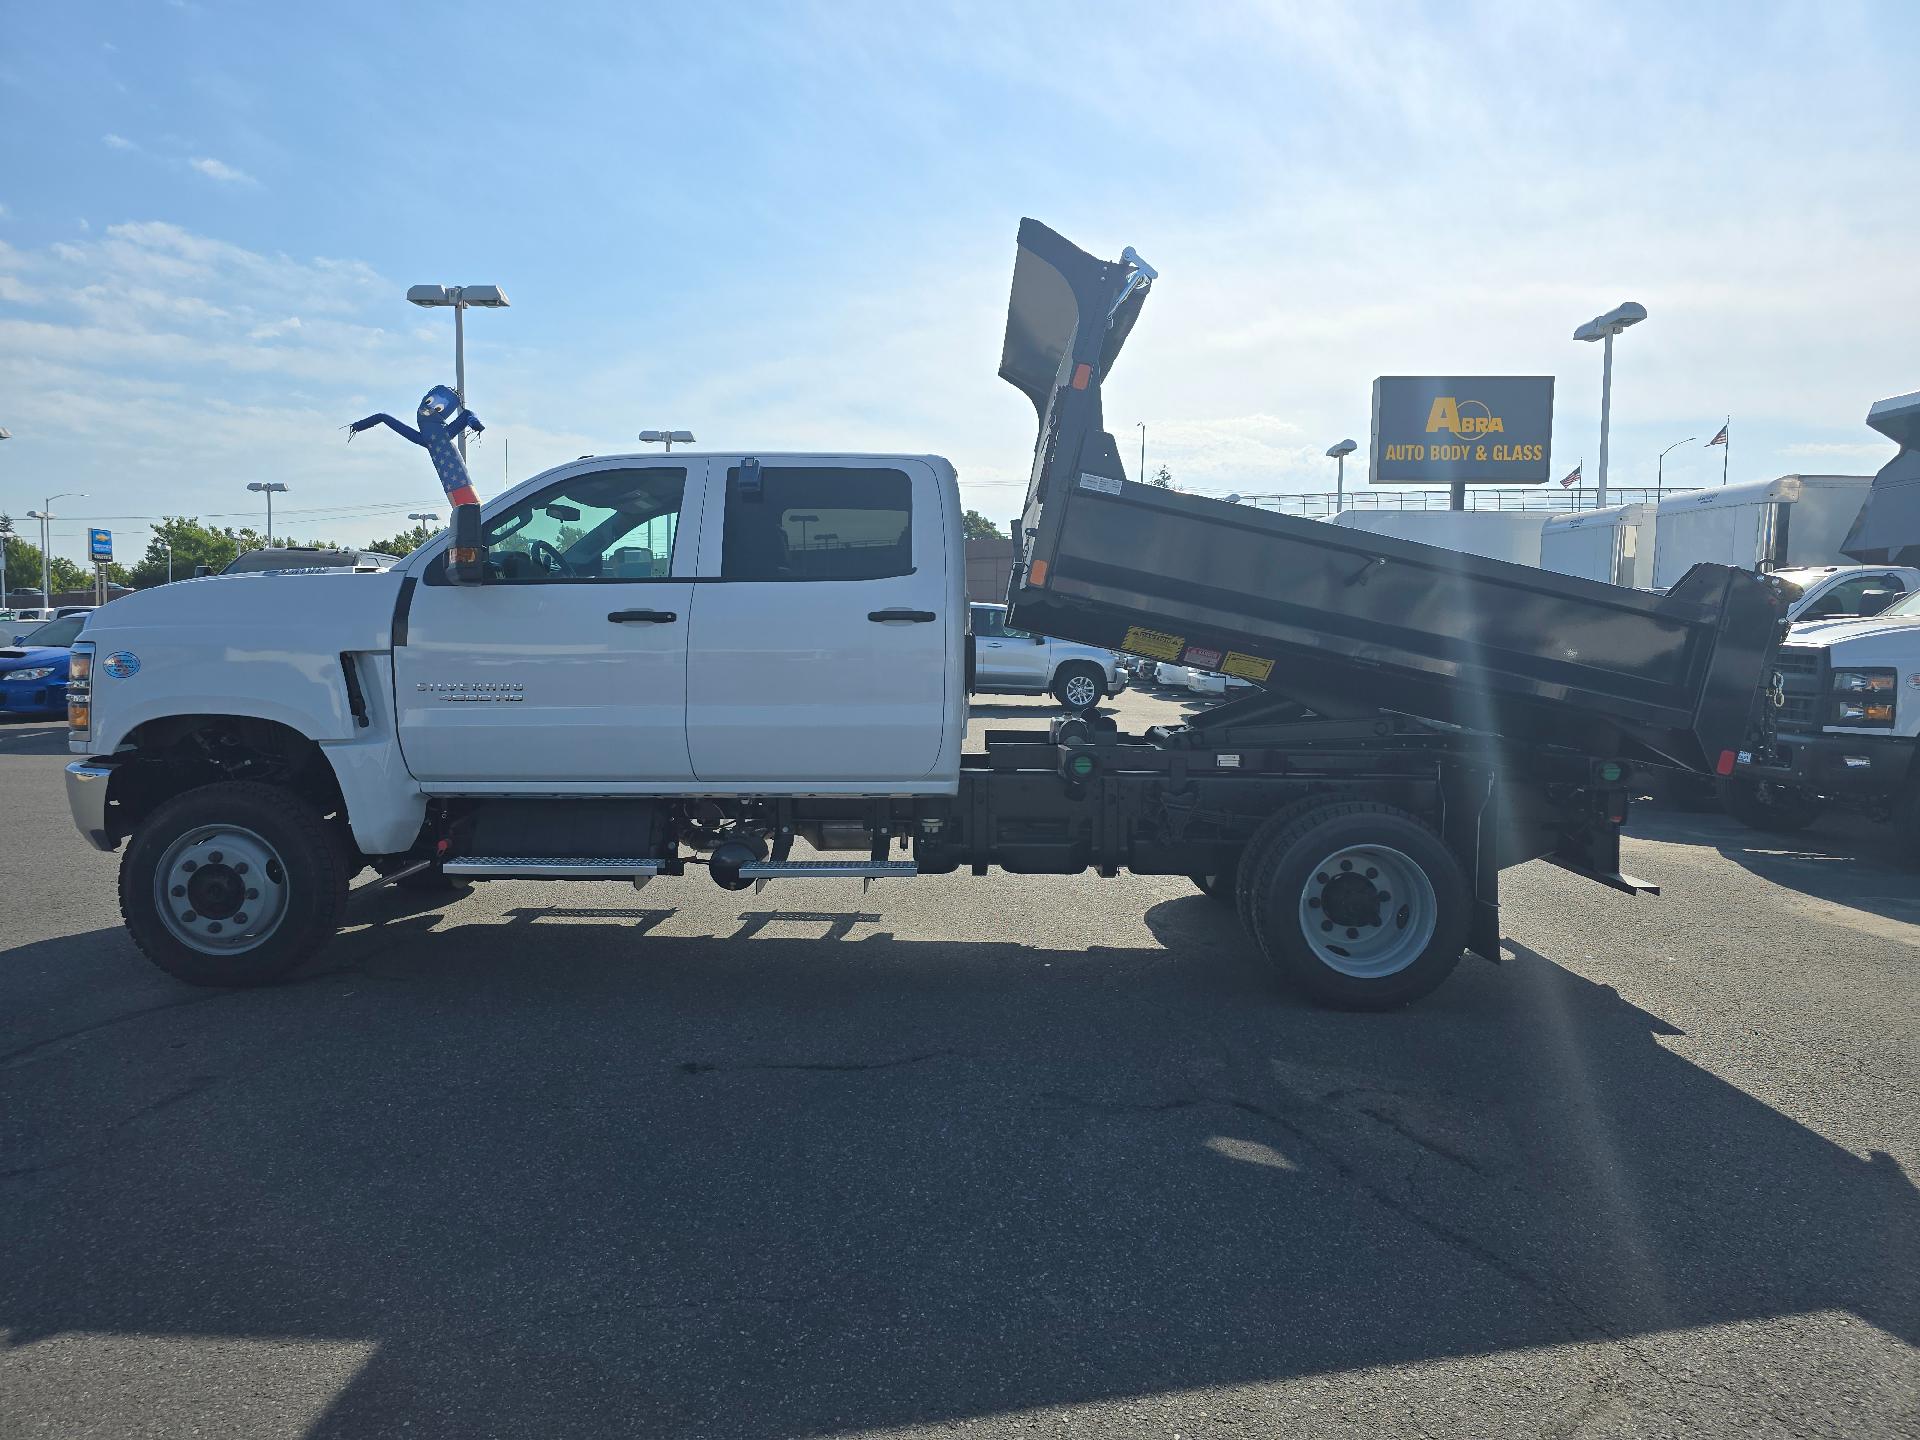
[868,608,937,623]
[607,609,678,624]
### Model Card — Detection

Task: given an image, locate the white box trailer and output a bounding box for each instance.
[1540,503,1655,589]
[1651,475,1872,590]
[1329,509,1547,566]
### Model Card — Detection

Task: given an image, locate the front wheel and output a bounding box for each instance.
[119,780,351,987]
[1718,775,1823,833]
[1051,663,1105,715]
[1239,801,1469,1010]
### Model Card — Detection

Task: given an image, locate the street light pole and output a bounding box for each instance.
[1325,438,1358,511]
[1656,436,1695,496]
[27,492,85,609]
[1573,301,1648,510]
[1136,422,1146,482]
[247,481,288,543]
[408,284,510,463]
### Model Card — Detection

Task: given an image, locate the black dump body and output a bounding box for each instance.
[1000,219,1785,775]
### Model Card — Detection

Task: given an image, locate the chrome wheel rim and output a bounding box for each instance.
[1063,674,1099,709]
[1297,843,1436,978]
[153,824,290,955]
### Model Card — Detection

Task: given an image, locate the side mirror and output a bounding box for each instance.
[1858,589,1896,616]
[1032,633,1046,644]
[194,564,213,578]
[445,503,490,586]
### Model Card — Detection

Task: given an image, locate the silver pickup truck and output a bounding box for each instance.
[968,602,1125,713]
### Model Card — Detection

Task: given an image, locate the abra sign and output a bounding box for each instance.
[1369,376,1554,485]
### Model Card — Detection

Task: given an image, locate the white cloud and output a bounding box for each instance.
[102,133,135,151]
[189,156,254,185]
[248,315,302,340]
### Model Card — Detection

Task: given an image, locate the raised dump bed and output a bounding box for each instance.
[999,219,1784,774]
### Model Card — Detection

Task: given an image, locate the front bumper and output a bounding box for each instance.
[66,758,125,852]
[0,677,67,716]
[1106,671,1129,695]
[1736,729,1916,798]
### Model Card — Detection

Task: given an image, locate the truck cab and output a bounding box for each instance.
[1726,586,1920,854]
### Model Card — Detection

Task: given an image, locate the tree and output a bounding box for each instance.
[1149,465,1174,489]
[364,523,438,557]
[962,508,1006,541]
[125,517,340,587]
[2,525,89,600]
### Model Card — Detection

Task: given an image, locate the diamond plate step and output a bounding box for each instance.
[735,860,919,879]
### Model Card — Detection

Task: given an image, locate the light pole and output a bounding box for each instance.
[0,514,10,612]
[789,513,819,551]
[638,430,695,452]
[1326,438,1357,510]
[247,481,288,543]
[408,284,510,462]
[1573,302,1648,509]
[408,510,439,529]
[27,492,85,609]
[157,538,174,584]
[1136,422,1147,482]
[1655,436,1694,496]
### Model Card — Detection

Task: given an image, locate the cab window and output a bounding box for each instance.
[722,466,912,582]
[1802,574,1906,618]
[970,605,1006,637]
[448,468,685,584]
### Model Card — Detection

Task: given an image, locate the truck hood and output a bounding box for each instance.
[87,566,407,645]
[1785,612,1920,647]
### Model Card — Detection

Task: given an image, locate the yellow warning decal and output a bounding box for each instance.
[1221,651,1275,682]
[1121,625,1185,662]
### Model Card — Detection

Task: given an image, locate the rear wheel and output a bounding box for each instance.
[1051,663,1105,715]
[1718,775,1823,833]
[119,780,351,987]
[1239,801,1469,1010]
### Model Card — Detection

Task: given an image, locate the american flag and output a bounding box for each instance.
[1707,423,1729,446]
[1559,462,1582,489]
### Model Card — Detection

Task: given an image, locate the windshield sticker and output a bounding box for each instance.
[1121,625,1184,662]
[103,651,140,679]
[1221,651,1274,682]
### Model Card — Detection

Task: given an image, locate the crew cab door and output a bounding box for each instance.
[685,458,948,783]
[393,461,703,788]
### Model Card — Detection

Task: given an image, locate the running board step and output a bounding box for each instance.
[442,856,666,879]
[736,860,919,879]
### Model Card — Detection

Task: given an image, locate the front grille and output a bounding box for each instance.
[1773,646,1822,732]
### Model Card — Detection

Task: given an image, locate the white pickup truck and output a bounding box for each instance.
[61,220,1784,1010]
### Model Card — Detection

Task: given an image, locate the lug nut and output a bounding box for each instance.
[209,851,223,864]
[245,888,259,900]
[171,885,185,898]
[181,911,196,923]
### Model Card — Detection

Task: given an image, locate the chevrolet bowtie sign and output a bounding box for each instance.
[1369,376,1555,485]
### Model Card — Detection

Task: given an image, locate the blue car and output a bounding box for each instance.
[0,613,90,719]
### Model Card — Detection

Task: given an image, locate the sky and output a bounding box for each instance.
[1,1,1916,566]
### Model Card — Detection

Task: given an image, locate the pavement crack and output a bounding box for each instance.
[0,992,234,1070]
[677,1048,961,1075]
[0,1075,224,1181]
[1042,1091,1201,1114]
[1357,1103,1486,1173]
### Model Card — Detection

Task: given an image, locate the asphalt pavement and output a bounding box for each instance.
[1,689,1915,1439]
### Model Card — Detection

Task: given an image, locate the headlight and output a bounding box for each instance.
[1832,668,1895,694]
[3,666,55,683]
[67,642,94,738]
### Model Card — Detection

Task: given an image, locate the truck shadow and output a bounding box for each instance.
[1,896,1913,1438]
[1628,807,1920,932]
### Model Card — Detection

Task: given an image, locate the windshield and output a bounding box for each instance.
[1881,589,1920,618]
[19,615,86,647]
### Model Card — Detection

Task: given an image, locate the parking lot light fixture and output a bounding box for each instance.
[638,430,696,453]
[409,284,510,461]
[27,492,86,609]
[247,481,288,542]
[1573,302,1648,508]
[1326,438,1358,509]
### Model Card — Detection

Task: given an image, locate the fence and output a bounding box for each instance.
[1236,486,1694,519]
